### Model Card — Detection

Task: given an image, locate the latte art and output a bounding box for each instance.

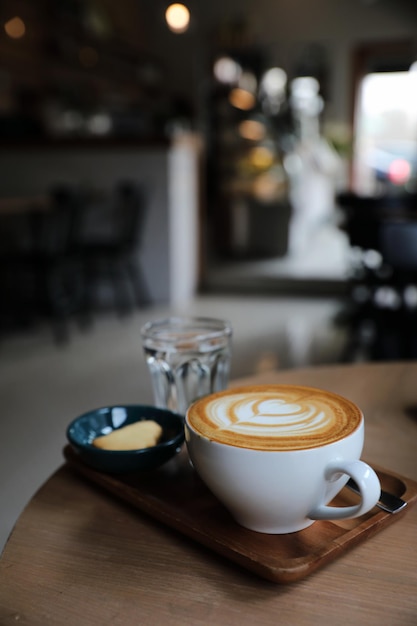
[186,385,362,450]
[208,397,333,437]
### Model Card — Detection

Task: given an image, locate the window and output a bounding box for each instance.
[352,70,417,195]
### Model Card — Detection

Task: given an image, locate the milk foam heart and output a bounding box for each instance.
[187,385,362,450]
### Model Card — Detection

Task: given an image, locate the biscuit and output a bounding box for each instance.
[93,420,163,451]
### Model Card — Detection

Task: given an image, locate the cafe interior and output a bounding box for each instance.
[1,0,417,568]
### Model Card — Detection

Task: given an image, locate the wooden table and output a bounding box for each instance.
[1,362,417,625]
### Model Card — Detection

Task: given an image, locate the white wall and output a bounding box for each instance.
[0,139,203,306]
[0,146,171,304]
[168,133,202,307]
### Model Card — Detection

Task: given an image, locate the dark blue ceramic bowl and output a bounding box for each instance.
[66,405,185,474]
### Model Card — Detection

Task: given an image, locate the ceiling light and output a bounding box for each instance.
[229,71,258,111]
[238,119,266,141]
[4,16,25,39]
[260,67,287,98]
[229,88,256,111]
[213,56,242,84]
[165,3,190,34]
[248,146,275,169]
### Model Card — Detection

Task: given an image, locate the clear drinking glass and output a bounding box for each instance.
[141,317,232,416]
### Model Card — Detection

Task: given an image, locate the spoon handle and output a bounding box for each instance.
[346,478,407,514]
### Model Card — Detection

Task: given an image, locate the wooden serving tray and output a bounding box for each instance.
[63,445,417,584]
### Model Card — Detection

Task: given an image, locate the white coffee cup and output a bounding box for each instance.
[185,384,381,534]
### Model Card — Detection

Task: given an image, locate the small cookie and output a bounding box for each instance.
[93,420,163,451]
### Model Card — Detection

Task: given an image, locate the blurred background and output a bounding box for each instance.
[1,0,417,361]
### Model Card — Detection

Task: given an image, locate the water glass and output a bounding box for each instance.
[141,316,232,416]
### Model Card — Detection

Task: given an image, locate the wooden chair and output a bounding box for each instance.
[75,181,150,317]
[0,186,84,342]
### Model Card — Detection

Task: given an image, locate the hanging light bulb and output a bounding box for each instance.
[165,3,190,34]
[4,16,26,39]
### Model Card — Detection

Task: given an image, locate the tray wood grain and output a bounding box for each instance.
[63,444,417,583]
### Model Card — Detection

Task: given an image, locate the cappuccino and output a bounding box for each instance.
[185,384,380,533]
[186,385,362,451]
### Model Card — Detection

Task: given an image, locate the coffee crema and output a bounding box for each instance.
[186,385,362,451]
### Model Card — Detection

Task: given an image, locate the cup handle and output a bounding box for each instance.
[309,460,381,521]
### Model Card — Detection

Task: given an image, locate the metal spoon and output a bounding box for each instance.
[346,478,407,514]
